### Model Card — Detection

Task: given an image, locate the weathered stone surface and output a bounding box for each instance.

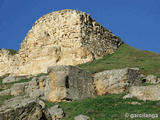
[0,96,52,120]
[93,68,141,95]
[0,65,96,102]
[0,75,51,98]
[10,82,28,96]
[0,89,11,96]
[47,65,96,102]
[0,9,123,76]
[74,114,90,120]
[145,75,160,84]
[124,85,160,101]
[0,49,18,77]
[26,75,51,99]
[48,105,64,120]
[2,75,29,84]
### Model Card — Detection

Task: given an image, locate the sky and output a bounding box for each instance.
[0,0,160,53]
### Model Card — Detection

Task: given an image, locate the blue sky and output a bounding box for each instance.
[0,0,160,53]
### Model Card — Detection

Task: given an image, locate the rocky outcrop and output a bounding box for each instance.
[145,75,160,84]
[0,65,96,102]
[0,9,123,76]
[10,82,28,96]
[93,68,141,95]
[26,75,51,99]
[0,96,52,120]
[124,85,160,101]
[48,105,64,120]
[0,75,50,98]
[47,65,96,102]
[2,75,29,84]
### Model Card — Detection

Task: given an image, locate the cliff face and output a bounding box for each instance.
[0,9,123,76]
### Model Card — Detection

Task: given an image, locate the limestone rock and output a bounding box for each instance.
[2,75,29,84]
[93,68,141,95]
[0,89,11,96]
[47,65,96,102]
[48,105,64,120]
[74,114,90,120]
[0,96,52,120]
[2,65,95,102]
[125,85,160,101]
[10,82,28,96]
[145,75,160,84]
[26,75,51,99]
[0,9,123,76]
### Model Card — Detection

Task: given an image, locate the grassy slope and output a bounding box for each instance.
[78,44,160,76]
[1,44,160,119]
[44,45,160,119]
[45,94,160,120]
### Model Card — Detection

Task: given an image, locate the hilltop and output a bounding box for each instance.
[0,9,122,76]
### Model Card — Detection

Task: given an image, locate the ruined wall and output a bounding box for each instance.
[0,9,123,76]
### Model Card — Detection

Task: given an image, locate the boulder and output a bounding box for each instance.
[10,82,28,96]
[26,75,51,99]
[0,96,52,120]
[93,68,141,95]
[124,85,160,101]
[74,114,90,120]
[48,105,64,120]
[47,65,96,102]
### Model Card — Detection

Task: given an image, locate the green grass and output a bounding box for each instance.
[45,93,160,120]
[142,83,160,86]
[78,44,160,76]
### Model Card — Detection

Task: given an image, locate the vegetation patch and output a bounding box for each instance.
[45,93,160,120]
[7,49,18,55]
[0,95,14,106]
[78,44,160,76]
[142,83,160,86]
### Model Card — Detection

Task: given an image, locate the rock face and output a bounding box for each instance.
[124,85,160,101]
[0,65,96,102]
[47,65,96,102]
[0,75,51,98]
[0,96,52,120]
[93,68,141,95]
[0,9,123,76]
[26,75,51,99]
[10,82,28,96]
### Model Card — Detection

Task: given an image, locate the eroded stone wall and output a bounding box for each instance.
[0,9,123,76]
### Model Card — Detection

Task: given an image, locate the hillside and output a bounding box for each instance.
[78,43,160,76]
[0,9,160,120]
[45,93,160,120]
